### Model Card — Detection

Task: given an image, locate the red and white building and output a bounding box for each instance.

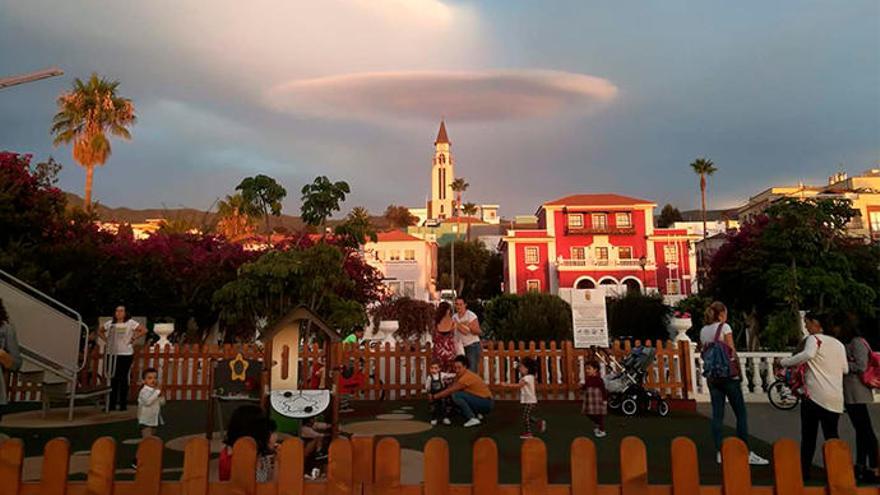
[500,194,699,303]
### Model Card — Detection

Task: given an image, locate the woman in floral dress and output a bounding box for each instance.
[432,302,457,372]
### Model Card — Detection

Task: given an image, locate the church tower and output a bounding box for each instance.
[428,120,455,219]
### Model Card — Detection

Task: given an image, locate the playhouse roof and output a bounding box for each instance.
[261,305,341,343]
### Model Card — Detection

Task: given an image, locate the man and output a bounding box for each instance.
[430,355,493,427]
[342,326,365,346]
[453,298,481,372]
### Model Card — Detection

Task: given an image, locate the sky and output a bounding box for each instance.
[1,0,878,218]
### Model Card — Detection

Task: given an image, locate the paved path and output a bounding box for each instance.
[697,402,880,466]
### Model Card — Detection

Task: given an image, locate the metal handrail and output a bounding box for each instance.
[0,270,90,371]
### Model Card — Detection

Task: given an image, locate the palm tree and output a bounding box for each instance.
[51,73,136,211]
[217,193,257,241]
[450,177,469,218]
[689,157,718,240]
[461,202,478,241]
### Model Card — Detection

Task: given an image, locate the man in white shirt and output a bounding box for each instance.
[778,311,848,479]
[453,298,482,372]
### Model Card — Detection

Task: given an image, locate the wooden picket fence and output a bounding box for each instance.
[8,339,692,403]
[0,434,874,495]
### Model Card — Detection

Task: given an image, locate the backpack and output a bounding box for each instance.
[857,339,880,389]
[701,324,740,382]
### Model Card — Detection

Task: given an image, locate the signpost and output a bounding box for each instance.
[560,288,609,348]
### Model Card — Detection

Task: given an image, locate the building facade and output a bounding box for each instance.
[363,231,438,301]
[500,194,698,303]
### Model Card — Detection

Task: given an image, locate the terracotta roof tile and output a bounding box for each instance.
[375,230,424,242]
[543,193,655,207]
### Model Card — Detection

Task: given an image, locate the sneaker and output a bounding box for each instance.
[537,420,547,433]
[519,433,534,439]
[463,418,482,427]
[430,419,438,426]
[716,452,722,464]
[442,418,451,425]
[477,413,484,420]
[748,452,769,466]
[593,429,606,438]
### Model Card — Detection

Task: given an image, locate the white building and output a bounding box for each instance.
[363,231,438,301]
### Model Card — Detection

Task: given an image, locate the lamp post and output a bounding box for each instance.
[638,255,647,294]
[450,223,459,297]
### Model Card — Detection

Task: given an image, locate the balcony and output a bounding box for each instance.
[565,226,636,236]
[556,257,654,270]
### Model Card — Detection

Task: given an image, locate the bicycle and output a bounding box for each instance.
[767,365,800,410]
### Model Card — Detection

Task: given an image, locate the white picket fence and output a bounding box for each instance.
[689,345,792,402]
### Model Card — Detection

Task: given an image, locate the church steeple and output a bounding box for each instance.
[434,120,450,145]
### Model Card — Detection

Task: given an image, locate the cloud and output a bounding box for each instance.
[265,70,619,122]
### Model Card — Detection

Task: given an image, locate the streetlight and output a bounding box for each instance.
[450,223,459,297]
[0,67,64,90]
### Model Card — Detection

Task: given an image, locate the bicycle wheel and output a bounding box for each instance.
[767,379,799,410]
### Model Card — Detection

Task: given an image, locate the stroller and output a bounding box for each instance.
[602,346,670,417]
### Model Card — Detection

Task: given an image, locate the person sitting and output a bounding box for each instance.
[424,361,455,426]
[429,355,493,427]
[337,358,366,413]
[219,405,278,482]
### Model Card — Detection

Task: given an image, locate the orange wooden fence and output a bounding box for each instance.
[8,339,692,402]
[0,435,875,495]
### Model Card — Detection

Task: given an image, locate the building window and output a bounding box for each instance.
[568,214,584,228]
[570,247,586,260]
[389,250,400,261]
[615,212,632,228]
[666,279,681,295]
[592,214,607,230]
[404,249,416,261]
[487,211,496,219]
[524,246,539,264]
[438,154,445,164]
[526,279,541,292]
[388,281,401,295]
[870,211,880,233]
[663,245,678,263]
[403,281,416,298]
[618,246,633,259]
[595,246,609,264]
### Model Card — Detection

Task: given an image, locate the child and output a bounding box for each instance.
[220,405,277,482]
[424,361,455,426]
[506,357,546,439]
[337,358,366,413]
[581,360,607,438]
[137,368,165,439]
[301,415,332,479]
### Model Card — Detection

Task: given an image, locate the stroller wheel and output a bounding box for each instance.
[608,394,622,409]
[657,400,670,417]
[621,398,638,416]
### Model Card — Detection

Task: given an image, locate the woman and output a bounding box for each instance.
[700,301,768,465]
[0,298,22,419]
[779,311,848,479]
[837,316,878,482]
[431,302,457,373]
[219,405,277,482]
[99,305,147,411]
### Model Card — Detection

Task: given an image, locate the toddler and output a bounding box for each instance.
[424,362,455,426]
[506,357,546,438]
[137,367,165,438]
[581,360,607,438]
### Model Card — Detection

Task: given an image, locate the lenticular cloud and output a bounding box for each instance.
[265,70,618,122]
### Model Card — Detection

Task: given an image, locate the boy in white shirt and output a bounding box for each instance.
[504,357,546,439]
[137,368,165,439]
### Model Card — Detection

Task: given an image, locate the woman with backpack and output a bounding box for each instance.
[836,316,878,482]
[700,301,769,465]
[779,311,848,480]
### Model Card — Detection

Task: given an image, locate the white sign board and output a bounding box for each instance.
[560,288,609,348]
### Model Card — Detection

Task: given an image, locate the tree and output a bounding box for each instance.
[334,206,377,248]
[689,157,717,240]
[657,204,683,228]
[483,293,572,342]
[706,198,879,350]
[461,202,478,241]
[437,240,502,300]
[216,193,257,241]
[369,297,435,342]
[213,242,382,338]
[50,73,136,211]
[384,204,418,229]
[606,292,670,341]
[236,175,287,241]
[450,177,469,217]
[300,176,350,235]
